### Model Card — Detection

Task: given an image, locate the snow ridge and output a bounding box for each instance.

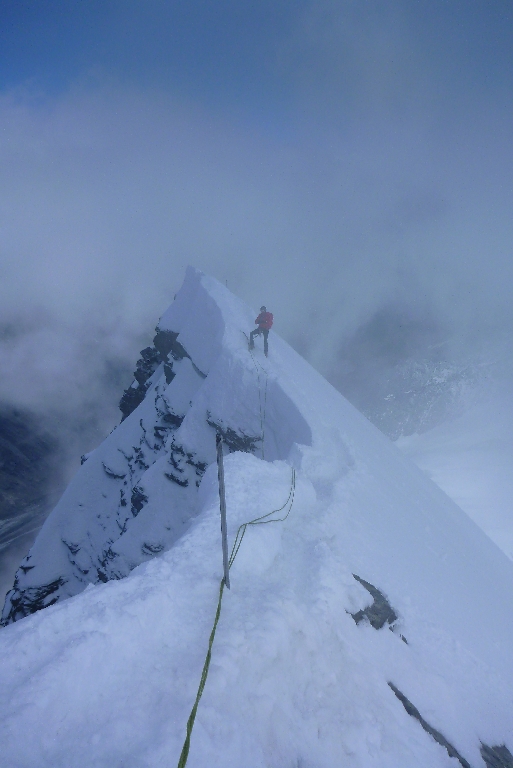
[1,268,513,767]
[2,267,311,623]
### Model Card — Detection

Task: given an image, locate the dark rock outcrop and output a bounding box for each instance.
[481,744,513,768]
[165,441,207,489]
[2,575,65,624]
[119,330,207,422]
[388,682,472,768]
[119,346,161,421]
[206,414,261,454]
[153,329,206,378]
[153,329,188,362]
[351,574,398,629]
[119,385,147,421]
[134,347,161,385]
[131,486,148,516]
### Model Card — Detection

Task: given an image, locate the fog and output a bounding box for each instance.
[1,1,513,590]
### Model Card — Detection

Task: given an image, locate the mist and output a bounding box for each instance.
[1,1,513,583]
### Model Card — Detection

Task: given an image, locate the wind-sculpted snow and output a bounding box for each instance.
[2,268,312,623]
[0,268,512,767]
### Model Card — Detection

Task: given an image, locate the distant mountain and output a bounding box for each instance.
[0,406,60,561]
[328,307,483,441]
[1,268,511,768]
[397,379,513,561]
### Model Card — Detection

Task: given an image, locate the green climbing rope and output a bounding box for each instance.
[177,579,226,768]
[176,467,296,768]
[228,467,295,567]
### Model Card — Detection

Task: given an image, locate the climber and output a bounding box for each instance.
[249,306,273,357]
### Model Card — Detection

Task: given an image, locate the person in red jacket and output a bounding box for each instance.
[249,306,273,356]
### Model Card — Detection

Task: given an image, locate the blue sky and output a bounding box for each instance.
[2,1,513,116]
[1,2,301,110]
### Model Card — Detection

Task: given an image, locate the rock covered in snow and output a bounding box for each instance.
[0,267,512,767]
[2,267,310,623]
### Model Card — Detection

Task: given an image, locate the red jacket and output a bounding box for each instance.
[255,311,273,330]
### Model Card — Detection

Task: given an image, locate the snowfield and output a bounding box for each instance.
[0,268,512,767]
[397,383,513,561]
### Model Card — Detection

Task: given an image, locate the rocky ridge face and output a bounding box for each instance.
[2,340,210,623]
[2,270,310,623]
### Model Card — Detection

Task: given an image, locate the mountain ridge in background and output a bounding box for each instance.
[0,406,63,588]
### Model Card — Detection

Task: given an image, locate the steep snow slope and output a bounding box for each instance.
[2,268,311,623]
[397,384,513,561]
[0,268,512,768]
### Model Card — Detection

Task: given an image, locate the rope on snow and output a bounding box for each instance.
[176,467,296,768]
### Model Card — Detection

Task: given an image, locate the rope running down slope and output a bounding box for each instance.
[176,467,296,768]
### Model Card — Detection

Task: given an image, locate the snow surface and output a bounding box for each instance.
[397,387,513,561]
[1,267,512,767]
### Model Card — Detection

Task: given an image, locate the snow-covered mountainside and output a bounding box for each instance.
[397,386,513,561]
[0,268,512,768]
[1,268,311,624]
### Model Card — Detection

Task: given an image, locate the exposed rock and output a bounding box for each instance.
[134,347,161,385]
[165,472,188,487]
[165,441,207,489]
[102,462,126,480]
[119,332,206,422]
[351,574,398,629]
[119,345,161,421]
[163,363,175,384]
[206,413,261,454]
[119,384,147,421]
[161,412,184,429]
[154,329,207,378]
[388,682,472,768]
[481,744,513,768]
[2,576,65,624]
[153,329,188,362]
[141,542,164,555]
[131,486,148,516]
[1,378,194,623]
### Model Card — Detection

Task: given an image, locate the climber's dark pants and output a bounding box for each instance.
[249,327,269,355]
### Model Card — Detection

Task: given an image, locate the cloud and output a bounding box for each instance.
[1,4,512,433]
